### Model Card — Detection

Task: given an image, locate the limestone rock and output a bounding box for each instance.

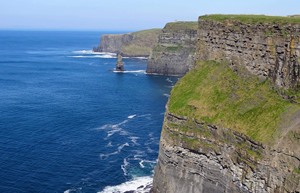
[196,16,300,89]
[146,22,198,76]
[115,53,124,71]
[93,29,161,57]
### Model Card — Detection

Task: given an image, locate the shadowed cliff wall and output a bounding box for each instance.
[146,22,198,76]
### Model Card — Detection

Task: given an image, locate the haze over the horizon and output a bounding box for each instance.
[0,0,299,31]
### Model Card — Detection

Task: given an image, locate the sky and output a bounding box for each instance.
[0,0,299,31]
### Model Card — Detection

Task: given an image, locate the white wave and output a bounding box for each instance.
[96,120,129,138]
[137,114,151,118]
[121,158,130,176]
[72,50,95,54]
[134,57,148,60]
[132,150,146,158]
[146,147,155,153]
[139,160,145,168]
[98,176,153,193]
[72,50,117,55]
[106,141,113,147]
[117,143,130,152]
[129,136,140,146]
[100,151,119,160]
[113,70,146,74]
[139,160,157,169]
[166,78,173,83]
[163,93,170,97]
[97,120,128,130]
[128,114,137,119]
[69,55,117,59]
[107,127,123,138]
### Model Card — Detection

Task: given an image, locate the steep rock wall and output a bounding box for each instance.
[152,17,300,192]
[197,16,300,89]
[94,29,161,57]
[152,58,300,193]
[95,34,133,53]
[153,113,300,193]
[146,22,198,76]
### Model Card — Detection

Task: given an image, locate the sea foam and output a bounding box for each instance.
[98,176,153,193]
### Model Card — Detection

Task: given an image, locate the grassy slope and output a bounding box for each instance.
[168,61,300,144]
[121,29,161,56]
[164,21,198,30]
[200,14,300,24]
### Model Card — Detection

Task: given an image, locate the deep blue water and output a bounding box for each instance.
[0,31,177,193]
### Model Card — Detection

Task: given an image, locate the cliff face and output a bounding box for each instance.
[146,22,198,76]
[153,15,300,193]
[154,112,300,193]
[197,15,300,89]
[95,33,133,53]
[94,29,161,57]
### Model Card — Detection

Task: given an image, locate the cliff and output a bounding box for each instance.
[197,15,300,89]
[153,15,300,193]
[94,29,161,57]
[146,22,198,76]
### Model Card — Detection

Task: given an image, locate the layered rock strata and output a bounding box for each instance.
[197,15,300,89]
[146,22,198,76]
[153,112,300,193]
[153,15,300,192]
[93,29,161,57]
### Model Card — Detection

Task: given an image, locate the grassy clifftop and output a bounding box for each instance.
[168,60,300,144]
[121,29,161,56]
[200,14,300,24]
[96,28,161,57]
[164,21,198,30]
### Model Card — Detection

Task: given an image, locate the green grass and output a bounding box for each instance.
[153,45,183,53]
[294,167,300,174]
[200,14,300,24]
[131,28,161,37]
[120,28,161,56]
[164,21,198,30]
[168,60,300,144]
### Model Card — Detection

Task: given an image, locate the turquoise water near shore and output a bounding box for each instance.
[0,31,177,192]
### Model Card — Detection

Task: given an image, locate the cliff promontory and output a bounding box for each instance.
[153,15,300,193]
[197,15,300,89]
[146,22,198,76]
[93,29,161,57]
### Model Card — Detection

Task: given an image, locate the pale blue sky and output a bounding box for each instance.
[0,0,299,30]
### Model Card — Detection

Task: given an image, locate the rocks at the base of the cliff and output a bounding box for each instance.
[146,22,198,76]
[115,53,124,71]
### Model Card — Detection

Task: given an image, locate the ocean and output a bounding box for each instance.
[0,31,177,193]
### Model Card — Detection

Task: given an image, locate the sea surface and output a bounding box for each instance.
[0,31,177,193]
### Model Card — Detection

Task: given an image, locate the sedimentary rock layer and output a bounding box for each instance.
[146,22,198,76]
[153,112,300,193]
[150,15,300,193]
[197,15,300,89]
[94,29,161,57]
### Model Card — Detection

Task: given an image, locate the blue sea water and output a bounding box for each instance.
[0,31,177,193]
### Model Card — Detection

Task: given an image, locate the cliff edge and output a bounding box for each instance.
[146,22,198,76]
[93,29,161,57]
[153,15,300,193]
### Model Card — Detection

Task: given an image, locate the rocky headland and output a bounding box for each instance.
[97,14,300,193]
[146,22,198,76]
[93,29,161,57]
[152,15,300,193]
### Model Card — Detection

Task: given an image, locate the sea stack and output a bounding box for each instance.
[115,53,124,72]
